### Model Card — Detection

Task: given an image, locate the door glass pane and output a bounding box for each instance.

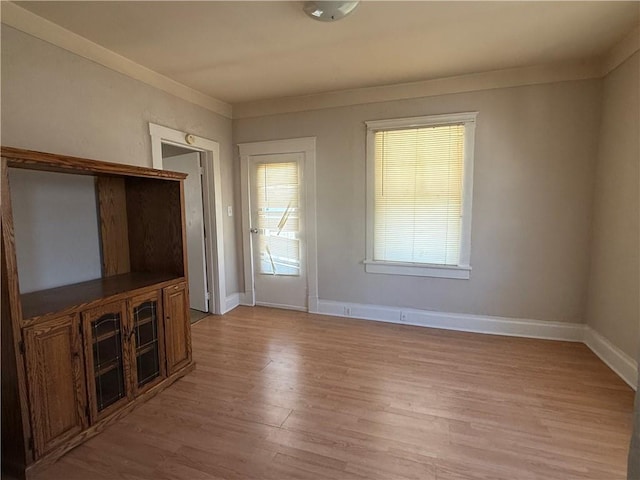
[255,162,300,276]
[92,313,125,411]
[133,300,160,387]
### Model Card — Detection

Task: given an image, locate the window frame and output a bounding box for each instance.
[364,112,478,279]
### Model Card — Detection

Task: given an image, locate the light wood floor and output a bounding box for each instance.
[33,306,634,480]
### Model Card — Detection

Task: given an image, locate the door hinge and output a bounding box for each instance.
[18,341,25,355]
[200,167,205,176]
[205,291,210,301]
[27,437,34,452]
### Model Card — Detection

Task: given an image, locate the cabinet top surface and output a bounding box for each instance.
[21,272,184,323]
[1,146,187,180]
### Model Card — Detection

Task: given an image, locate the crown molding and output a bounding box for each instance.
[232,60,601,119]
[1,2,233,119]
[601,24,640,76]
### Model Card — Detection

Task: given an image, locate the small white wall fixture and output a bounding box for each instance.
[238,137,319,313]
[149,123,226,314]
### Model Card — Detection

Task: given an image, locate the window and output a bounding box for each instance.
[254,161,301,276]
[365,112,477,279]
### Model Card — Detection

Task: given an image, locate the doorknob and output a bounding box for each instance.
[250,228,259,234]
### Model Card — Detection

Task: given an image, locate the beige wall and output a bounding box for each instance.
[234,79,602,323]
[1,26,240,296]
[586,52,640,359]
[9,169,102,293]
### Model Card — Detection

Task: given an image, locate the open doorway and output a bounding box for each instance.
[162,145,209,323]
[149,123,227,316]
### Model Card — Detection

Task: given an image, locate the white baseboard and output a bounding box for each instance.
[239,292,254,307]
[222,293,240,314]
[584,327,637,390]
[255,301,307,312]
[235,292,319,313]
[317,299,585,342]
[236,295,637,389]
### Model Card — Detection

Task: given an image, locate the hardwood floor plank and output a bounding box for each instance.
[30,306,634,479]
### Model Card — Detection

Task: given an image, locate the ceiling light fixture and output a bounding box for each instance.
[303,1,360,22]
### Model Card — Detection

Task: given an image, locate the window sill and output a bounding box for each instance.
[363,260,471,279]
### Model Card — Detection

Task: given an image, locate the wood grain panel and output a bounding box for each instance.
[178,180,189,294]
[162,282,191,375]
[126,177,184,277]
[23,314,87,457]
[96,177,130,276]
[1,157,33,477]
[29,306,635,480]
[1,234,28,479]
[1,147,186,180]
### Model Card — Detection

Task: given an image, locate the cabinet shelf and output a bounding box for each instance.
[135,342,157,357]
[21,272,183,322]
[93,328,122,344]
[93,357,122,378]
[134,315,154,329]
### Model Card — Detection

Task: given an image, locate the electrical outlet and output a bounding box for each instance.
[400,312,408,322]
[227,205,233,217]
[343,306,351,316]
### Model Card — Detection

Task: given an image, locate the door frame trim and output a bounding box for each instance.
[149,123,226,315]
[238,137,319,313]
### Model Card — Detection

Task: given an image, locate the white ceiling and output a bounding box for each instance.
[14,1,640,105]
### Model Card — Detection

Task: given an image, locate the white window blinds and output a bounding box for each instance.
[255,161,301,276]
[374,124,465,266]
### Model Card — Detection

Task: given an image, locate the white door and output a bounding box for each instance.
[249,153,307,310]
[163,152,209,312]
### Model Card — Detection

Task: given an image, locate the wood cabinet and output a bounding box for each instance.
[163,282,192,375]
[1,147,196,479]
[23,314,87,458]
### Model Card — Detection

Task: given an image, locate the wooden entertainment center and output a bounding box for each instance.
[1,147,194,478]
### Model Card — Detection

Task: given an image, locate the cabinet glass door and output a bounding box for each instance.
[91,312,126,411]
[83,301,131,422]
[133,301,160,387]
[130,291,165,392]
